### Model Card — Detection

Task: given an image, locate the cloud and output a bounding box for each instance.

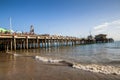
[93,19,120,41]
[94,22,109,30]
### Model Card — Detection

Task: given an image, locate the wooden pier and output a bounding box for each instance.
[0,34,81,51]
[0,33,114,51]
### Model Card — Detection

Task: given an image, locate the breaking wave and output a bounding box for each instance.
[72,63,120,75]
[35,56,120,75]
[35,56,63,63]
[9,53,120,75]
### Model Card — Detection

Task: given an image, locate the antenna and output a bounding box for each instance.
[89,29,92,36]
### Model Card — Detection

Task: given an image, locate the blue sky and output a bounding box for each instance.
[0,0,120,40]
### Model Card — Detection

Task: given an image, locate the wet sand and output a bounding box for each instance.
[0,53,120,80]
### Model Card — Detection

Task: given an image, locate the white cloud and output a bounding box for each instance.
[93,20,120,41]
[94,22,109,30]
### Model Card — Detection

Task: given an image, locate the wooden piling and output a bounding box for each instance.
[10,39,13,50]
[26,36,28,49]
[13,36,16,50]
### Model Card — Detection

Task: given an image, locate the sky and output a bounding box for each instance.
[0,0,120,40]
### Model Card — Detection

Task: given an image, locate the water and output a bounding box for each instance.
[15,41,120,75]
[18,41,120,65]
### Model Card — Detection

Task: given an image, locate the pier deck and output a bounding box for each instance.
[0,34,81,51]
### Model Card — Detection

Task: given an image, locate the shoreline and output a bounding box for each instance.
[35,55,120,75]
[0,56,120,80]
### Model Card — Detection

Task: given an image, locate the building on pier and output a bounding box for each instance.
[95,34,114,43]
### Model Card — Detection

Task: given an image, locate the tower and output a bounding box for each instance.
[88,30,93,40]
[30,25,34,34]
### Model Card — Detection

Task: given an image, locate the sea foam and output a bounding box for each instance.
[35,56,63,63]
[35,56,120,75]
[72,63,120,75]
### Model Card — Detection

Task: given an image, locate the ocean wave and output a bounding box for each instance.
[106,47,120,49]
[73,63,120,75]
[9,54,120,75]
[35,56,63,63]
[7,51,120,75]
[35,56,120,75]
[6,52,22,56]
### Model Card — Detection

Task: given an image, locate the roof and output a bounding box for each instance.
[95,34,107,36]
[0,27,8,32]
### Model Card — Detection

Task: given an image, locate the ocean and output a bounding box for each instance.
[0,41,120,80]
[19,41,120,64]
[13,41,120,75]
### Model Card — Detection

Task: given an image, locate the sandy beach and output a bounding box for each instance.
[0,53,120,80]
[0,0,120,79]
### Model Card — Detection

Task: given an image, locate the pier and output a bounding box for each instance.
[0,34,81,51]
[0,33,114,51]
[0,24,114,51]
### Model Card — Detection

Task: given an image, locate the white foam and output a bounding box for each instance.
[35,56,120,75]
[13,53,22,56]
[35,56,63,63]
[72,63,120,75]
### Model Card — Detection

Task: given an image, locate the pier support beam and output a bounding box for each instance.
[33,40,36,48]
[13,36,16,50]
[26,36,28,49]
[72,40,74,46]
[42,40,44,48]
[47,40,50,47]
[20,41,22,49]
[23,40,25,49]
[45,39,47,48]
[10,39,13,50]
[37,39,40,48]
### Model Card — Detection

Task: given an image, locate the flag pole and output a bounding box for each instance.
[10,17,12,33]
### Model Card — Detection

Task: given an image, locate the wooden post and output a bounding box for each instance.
[51,40,53,47]
[34,40,36,48]
[66,40,68,46]
[60,40,62,46]
[26,36,28,49]
[23,40,25,49]
[57,40,59,46]
[53,40,54,47]
[72,40,74,46]
[38,41,40,48]
[29,41,31,49]
[47,39,48,47]
[50,39,52,47]
[45,39,47,48]
[13,36,16,50]
[74,39,76,45]
[42,40,44,48]
[10,39,13,50]
[37,38,40,48]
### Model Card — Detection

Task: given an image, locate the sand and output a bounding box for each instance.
[0,53,120,80]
